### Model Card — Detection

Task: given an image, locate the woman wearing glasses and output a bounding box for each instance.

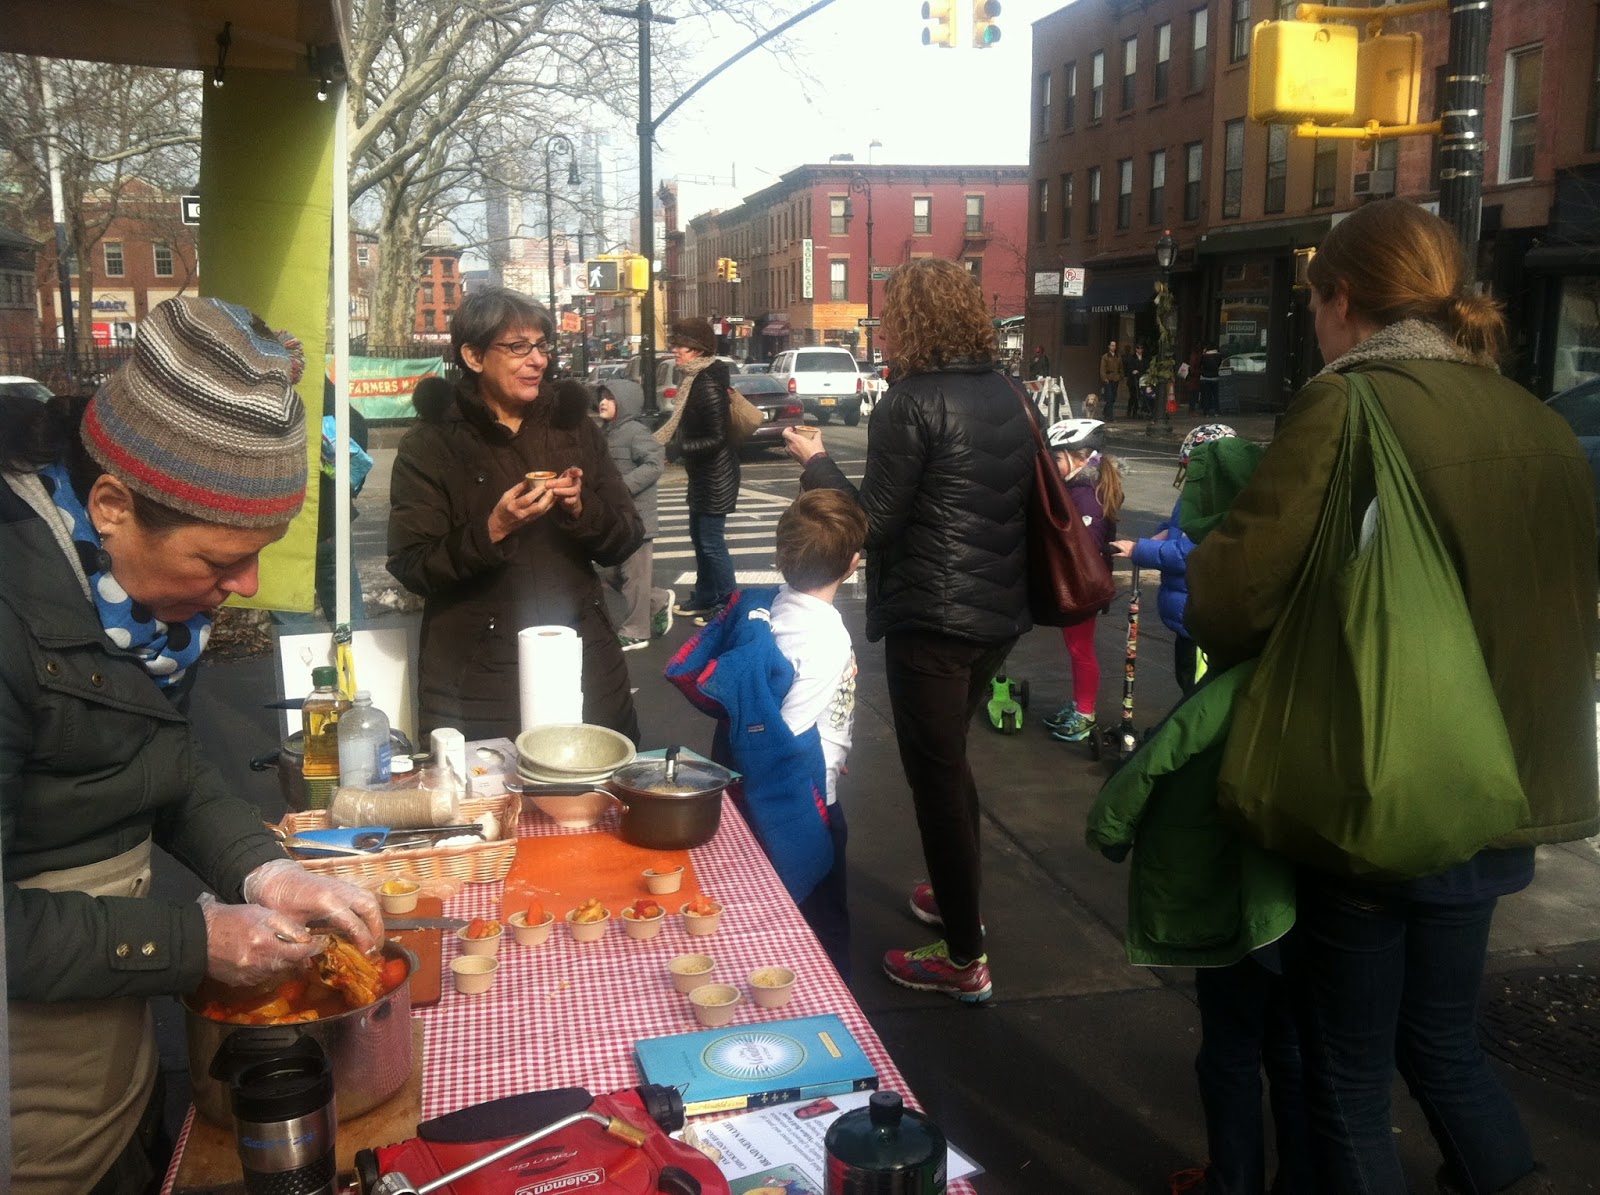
[388,289,645,741]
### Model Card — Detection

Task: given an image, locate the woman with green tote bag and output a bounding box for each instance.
[1186,200,1598,1195]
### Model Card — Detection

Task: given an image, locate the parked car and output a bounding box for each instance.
[1546,376,1600,538]
[589,361,629,382]
[0,376,53,403]
[730,373,805,453]
[737,361,771,375]
[624,354,742,426]
[769,345,867,426]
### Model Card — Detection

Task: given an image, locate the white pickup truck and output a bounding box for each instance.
[770,346,867,426]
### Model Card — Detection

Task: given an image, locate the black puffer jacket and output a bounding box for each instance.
[387,375,644,741]
[677,359,740,514]
[801,360,1035,643]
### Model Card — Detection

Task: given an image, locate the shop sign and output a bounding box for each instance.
[801,239,814,300]
[1032,270,1061,296]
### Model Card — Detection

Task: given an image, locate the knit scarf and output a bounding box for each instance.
[40,463,211,689]
[653,353,718,445]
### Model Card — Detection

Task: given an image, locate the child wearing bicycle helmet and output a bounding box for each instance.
[1042,419,1123,742]
[1110,423,1236,696]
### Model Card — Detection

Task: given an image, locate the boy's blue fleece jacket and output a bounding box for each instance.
[664,587,833,901]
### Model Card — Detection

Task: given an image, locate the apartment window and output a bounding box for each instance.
[827,196,845,236]
[1223,118,1245,217]
[965,194,984,233]
[0,271,30,307]
[1153,23,1172,103]
[1091,51,1105,120]
[1036,179,1050,241]
[356,244,370,267]
[421,282,435,304]
[1190,7,1209,90]
[1230,0,1251,63]
[1501,44,1541,182]
[830,259,848,302]
[1064,61,1078,128]
[420,307,434,329]
[1087,166,1102,235]
[153,243,174,277]
[1061,172,1074,239]
[913,196,932,235]
[1117,158,1134,229]
[443,282,456,303]
[1184,141,1204,220]
[964,257,983,286]
[1149,150,1167,225]
[1313,138,1338,206]
[1122,37,1138,110]
[441,259,454,277]
[1264,124,1288,214]
[1038,71,1053,137]
[103,241,125,277]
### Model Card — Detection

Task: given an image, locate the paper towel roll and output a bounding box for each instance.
[518,625,584,729]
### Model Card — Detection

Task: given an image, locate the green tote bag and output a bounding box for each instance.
[1217,372,1530,879]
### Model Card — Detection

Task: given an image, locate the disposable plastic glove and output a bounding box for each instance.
[241,859,384,952]
[199,893,325,988]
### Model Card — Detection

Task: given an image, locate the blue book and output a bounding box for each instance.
[634,1014,878,1116]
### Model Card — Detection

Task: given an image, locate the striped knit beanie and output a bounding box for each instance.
[82,296,309,528]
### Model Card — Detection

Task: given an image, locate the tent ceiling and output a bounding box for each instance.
[2,0,349,75]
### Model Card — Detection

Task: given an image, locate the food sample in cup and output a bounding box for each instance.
[524,470,558,496]
[455,918,504,957]
[642,864,685,895]
[688,983,741,1027]
[668,953,715,994]
[792,425,821,440]
[620,898,667,941]
[378,879,420,915]
[450,955,498,995]
[565,897,611,943]
[507,902,554,947]
[681,894,723,937]
[748,966,798,1009]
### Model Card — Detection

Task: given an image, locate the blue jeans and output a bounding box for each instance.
[1285,874,1535,1194]
[1195,955,1314,1195]
[688,511,735,609]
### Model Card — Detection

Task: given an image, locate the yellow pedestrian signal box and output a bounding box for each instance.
[622,255,649,291]
[1248,20,1358,124]
[921,1,958,48]
[1343,33,1423,128]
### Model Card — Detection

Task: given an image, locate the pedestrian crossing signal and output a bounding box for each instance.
[586,259,621,293]
[971,0,1000,47]
[921,1,957,48]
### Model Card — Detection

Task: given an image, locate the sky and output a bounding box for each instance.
[635,0,1065,227]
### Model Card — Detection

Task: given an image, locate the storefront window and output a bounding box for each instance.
[1553,275,1600,393]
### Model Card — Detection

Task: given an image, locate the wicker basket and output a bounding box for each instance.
[277,793,521,884]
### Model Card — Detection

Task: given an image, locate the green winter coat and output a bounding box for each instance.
[1187,338,1599,848]
[1,471,286,1002]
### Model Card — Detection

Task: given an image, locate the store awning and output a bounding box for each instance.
[760,316,791,335]
[1068,272,1155,313]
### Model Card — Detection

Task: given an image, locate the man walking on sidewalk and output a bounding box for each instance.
[1099,339,1124,422]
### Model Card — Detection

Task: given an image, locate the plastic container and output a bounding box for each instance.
[824,1091,948,1194]
[328,785,460,830]
[336,690,392,788]
[430,728,468,795]
[299,666,350,810]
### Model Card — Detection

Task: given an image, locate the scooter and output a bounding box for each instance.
[985,674,1030,734]
[1090,567,1142,767]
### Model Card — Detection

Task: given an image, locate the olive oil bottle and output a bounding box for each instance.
[300,666,349,810]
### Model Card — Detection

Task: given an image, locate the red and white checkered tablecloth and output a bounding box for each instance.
[166,796,977,1193]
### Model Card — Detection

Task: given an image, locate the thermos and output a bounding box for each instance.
[215,1032,337,1195]
[824,1090,947,1194]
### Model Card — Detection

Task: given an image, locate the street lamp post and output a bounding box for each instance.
[543,133,579,359]
[1153,229,1178,436]
[848,172,874,365]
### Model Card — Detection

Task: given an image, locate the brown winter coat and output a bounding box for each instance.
[387,376,644,742]
[1099,352,1124,385]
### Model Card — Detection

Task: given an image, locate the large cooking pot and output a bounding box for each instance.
[184,941,416,1126]
[607,747,733,851]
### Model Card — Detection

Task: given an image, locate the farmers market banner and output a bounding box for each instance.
[327,356,448,419]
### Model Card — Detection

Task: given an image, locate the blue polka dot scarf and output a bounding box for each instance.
[40,463,211,689]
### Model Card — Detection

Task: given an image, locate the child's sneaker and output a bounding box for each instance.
[651,589,675,638]
[1050,710,1097,742]
[619,636,648,652]
[693,605,727,627]
[1042,704,1077,731]
[672,599,714,617]
[882,941,992,1004]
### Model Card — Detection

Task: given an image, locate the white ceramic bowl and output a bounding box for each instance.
[516,723,636,777]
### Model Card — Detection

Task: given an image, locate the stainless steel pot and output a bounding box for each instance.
[606,747,732,851]
[184,942,416,1126]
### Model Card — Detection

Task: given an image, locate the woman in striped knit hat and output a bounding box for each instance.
[0,296,381,1195]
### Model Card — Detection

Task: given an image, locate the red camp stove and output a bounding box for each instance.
[356,1084,728,1195]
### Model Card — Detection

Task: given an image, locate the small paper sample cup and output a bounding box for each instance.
[748,966,797,1009]
[668,954,715,994]
[451,955,498,995]
[793,425,821,440]
[680,901,723,937]
[455,923,504,957]
[565,907,611,943]
[689,983,741,1027]
[524,470,557,496]
[621,906,667,941]
[508,910,555,947]
[642,865,685,895]
[378,880,420,916]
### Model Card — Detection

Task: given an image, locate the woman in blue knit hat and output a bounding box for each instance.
[0,296,381,1195]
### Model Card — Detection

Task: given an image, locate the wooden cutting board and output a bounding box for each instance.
[385,896,444,1007]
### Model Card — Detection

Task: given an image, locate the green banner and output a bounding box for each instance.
[329,356,447,419]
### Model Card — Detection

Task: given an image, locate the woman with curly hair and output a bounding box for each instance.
[784,258,1036,1002]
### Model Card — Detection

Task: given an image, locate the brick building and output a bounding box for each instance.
[414,246,464,343]
[1028,0,1593,406]
[682,164,1030,363]
[0,228,40,366]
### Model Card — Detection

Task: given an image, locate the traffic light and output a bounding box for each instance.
[585,258,620,293]
[715,257,729,281]
[921,1,957,48]
[971,0,1001,47]
[1247,20,1358,124]
[726,259,740,282]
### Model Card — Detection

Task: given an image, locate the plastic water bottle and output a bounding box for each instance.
[336,690,392,788]
[300,666,349,810]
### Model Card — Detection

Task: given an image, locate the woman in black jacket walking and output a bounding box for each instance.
[658,317,739,624]
[783,259,1035,1002]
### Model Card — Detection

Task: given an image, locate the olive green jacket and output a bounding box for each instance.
[1187,347,1599,847]
[2,472,286,1003]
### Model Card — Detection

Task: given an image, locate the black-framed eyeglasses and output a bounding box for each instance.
[490,338,554,358]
